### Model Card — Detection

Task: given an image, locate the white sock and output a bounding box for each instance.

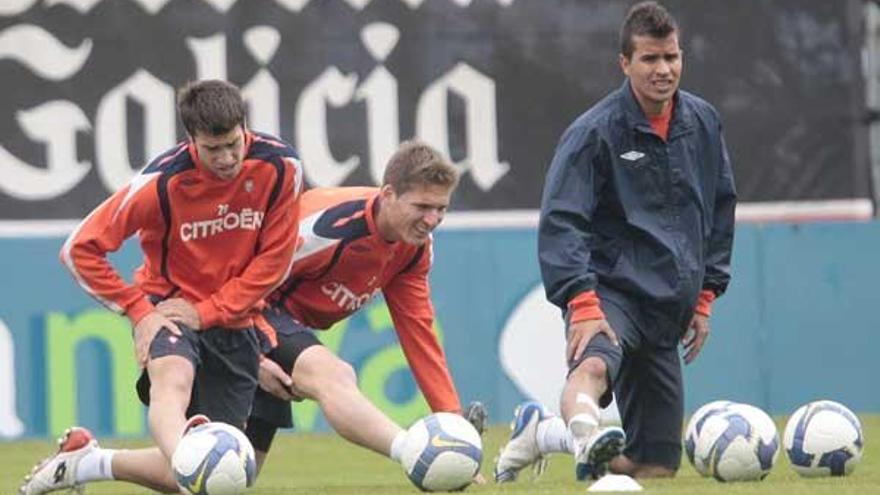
[568,394,600,455]
[389,431,407,463]
[568,414,599,455]
[536,416,573,454]
[75,448,115,483]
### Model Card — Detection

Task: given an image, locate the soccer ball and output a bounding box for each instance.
[783,400,863,477]
[172,421,257,495]
[400,412,483,492]
[694,403,779,481]
[684,400,737,475]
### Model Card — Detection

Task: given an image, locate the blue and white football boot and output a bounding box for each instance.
[574,426,626,481]
[493,400,551,483]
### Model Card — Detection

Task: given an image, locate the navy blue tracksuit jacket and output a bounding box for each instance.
[538,80,737,347]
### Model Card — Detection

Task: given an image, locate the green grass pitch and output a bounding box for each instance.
[2,416,876,494]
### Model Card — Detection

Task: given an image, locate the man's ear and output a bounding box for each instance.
[379,184,396,200]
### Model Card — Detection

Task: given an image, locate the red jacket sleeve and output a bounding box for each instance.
[194,157,302,328]
[384,242,462,413]
[60,176,159,326]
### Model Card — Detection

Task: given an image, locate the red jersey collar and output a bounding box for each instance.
[364,192,382,240]
[366,191,402,245]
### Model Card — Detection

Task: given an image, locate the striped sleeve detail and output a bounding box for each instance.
[60,174,160,324]
[284,156,304,199]
[60,204,125,314]
[293,211,341,263]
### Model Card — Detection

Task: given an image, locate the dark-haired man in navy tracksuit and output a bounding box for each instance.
[495,1,736,483]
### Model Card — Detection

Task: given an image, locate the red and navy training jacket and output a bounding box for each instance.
[61,130,303,332]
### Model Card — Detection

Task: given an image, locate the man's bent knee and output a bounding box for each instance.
[633,464,677,479]
[570,356,607,383]
[148,355,194,401]
[610,457,676,478]
[332,359,357,384]
[292,347,357,396]
[610,454,635,475]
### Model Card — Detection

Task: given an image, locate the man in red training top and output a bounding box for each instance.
[21,79,302,494]
[245,141,483,476]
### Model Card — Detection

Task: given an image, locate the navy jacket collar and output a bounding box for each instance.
[618,79,693,139]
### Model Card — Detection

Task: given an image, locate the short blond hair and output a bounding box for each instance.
[382,140,460,195]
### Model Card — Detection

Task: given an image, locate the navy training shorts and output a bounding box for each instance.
[245,306,322,452]
[136,323,261,430]
[568,297,684,470]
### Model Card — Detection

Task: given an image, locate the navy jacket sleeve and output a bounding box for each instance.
[538,125,607,310]
[703,126,737,296]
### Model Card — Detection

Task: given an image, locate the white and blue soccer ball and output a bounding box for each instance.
[400,412,483,492]
[684,400,737,475]
[783,400,863,477]
[172,421,257,495]
[694,403,779,482]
